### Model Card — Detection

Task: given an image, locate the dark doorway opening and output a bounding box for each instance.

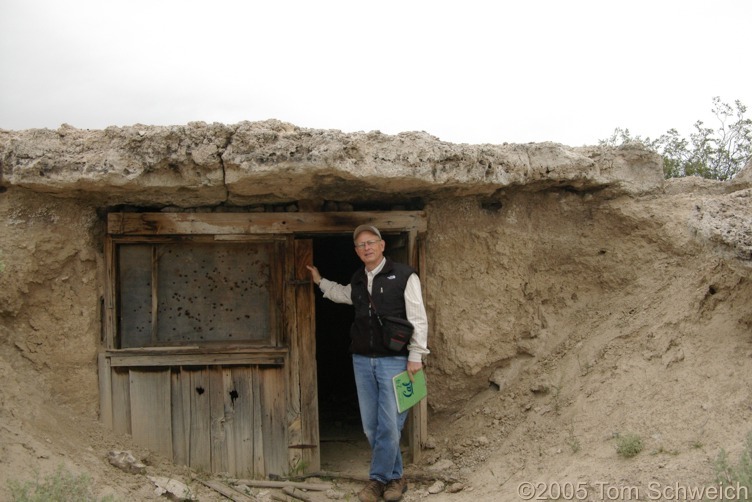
[312,232,411,471]
[312,235,366,470]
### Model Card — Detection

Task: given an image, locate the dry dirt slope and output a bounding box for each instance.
[0,181,751,501]
[423,185,752,500]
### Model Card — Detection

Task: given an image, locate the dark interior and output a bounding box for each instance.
[313,235,363,441]
[312,232,411,469]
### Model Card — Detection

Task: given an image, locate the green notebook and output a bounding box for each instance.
[392,369,427,413]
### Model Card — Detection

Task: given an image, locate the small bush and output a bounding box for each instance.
[565,424,581,453]
[714,432,752,500]
[7,465,113,502]
[615,433,643,458]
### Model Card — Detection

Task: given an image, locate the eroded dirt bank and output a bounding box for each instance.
[0,122,750,500]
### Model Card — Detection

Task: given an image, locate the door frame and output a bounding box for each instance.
[102,210,428,473]
[303,219,429,464]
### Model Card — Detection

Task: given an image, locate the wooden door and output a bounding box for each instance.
[405,230,427,463]
[288,238,320,472]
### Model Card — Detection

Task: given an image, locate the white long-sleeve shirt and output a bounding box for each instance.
[318,257,429,363]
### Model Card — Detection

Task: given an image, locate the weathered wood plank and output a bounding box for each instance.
[283,486,313,501]
[221,368,237,477]
[171,369,190,466]
[406,232,428,463]
[209,368,228,474]
[108,352,286,367]
[129,369,173,458]
[294,240,313,280]
[298,469,459,484]
[189,367,212,472]
[107,346,287,355]
[194,478,256,502]
[261,366,289,477]
[111,368,131,435]
[417,235,429,452]
[251,367,265,477]
[103,236,117,349]
[294,239,319,473]
[230,479,332,491]
[108,211,427,236]
[227,367,254,478]
[98,353,113,429]
[285,237,303,472]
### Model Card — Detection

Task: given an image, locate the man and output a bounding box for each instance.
[307,225,429,502]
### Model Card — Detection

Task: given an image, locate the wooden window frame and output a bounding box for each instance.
[104,211,426,367]
[112,235,284,348]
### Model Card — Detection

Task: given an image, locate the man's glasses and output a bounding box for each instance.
[354,239,381,249]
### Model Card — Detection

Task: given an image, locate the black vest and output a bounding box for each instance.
[349,258,415,356]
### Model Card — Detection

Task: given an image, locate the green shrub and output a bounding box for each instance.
[7,465,114,502]
[714,432,752,500]
[615,433,643,458]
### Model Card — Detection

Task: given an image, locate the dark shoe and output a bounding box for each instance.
[358,479,385,502]
[384,478,408,501]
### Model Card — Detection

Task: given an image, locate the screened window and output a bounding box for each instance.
[117,241,278,348]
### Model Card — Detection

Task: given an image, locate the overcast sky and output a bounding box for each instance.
[1,0,750,146]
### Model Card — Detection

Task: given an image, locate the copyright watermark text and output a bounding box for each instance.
[516,481,749,500]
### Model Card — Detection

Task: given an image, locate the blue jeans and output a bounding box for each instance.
[352,354,409,484]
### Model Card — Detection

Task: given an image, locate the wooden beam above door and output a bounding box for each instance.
[108,211,427,236]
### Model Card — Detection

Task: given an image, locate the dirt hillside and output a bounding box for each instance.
[424,183,752,500]
[0,124,750,501]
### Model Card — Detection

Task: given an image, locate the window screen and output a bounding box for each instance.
[118,241,274,348]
